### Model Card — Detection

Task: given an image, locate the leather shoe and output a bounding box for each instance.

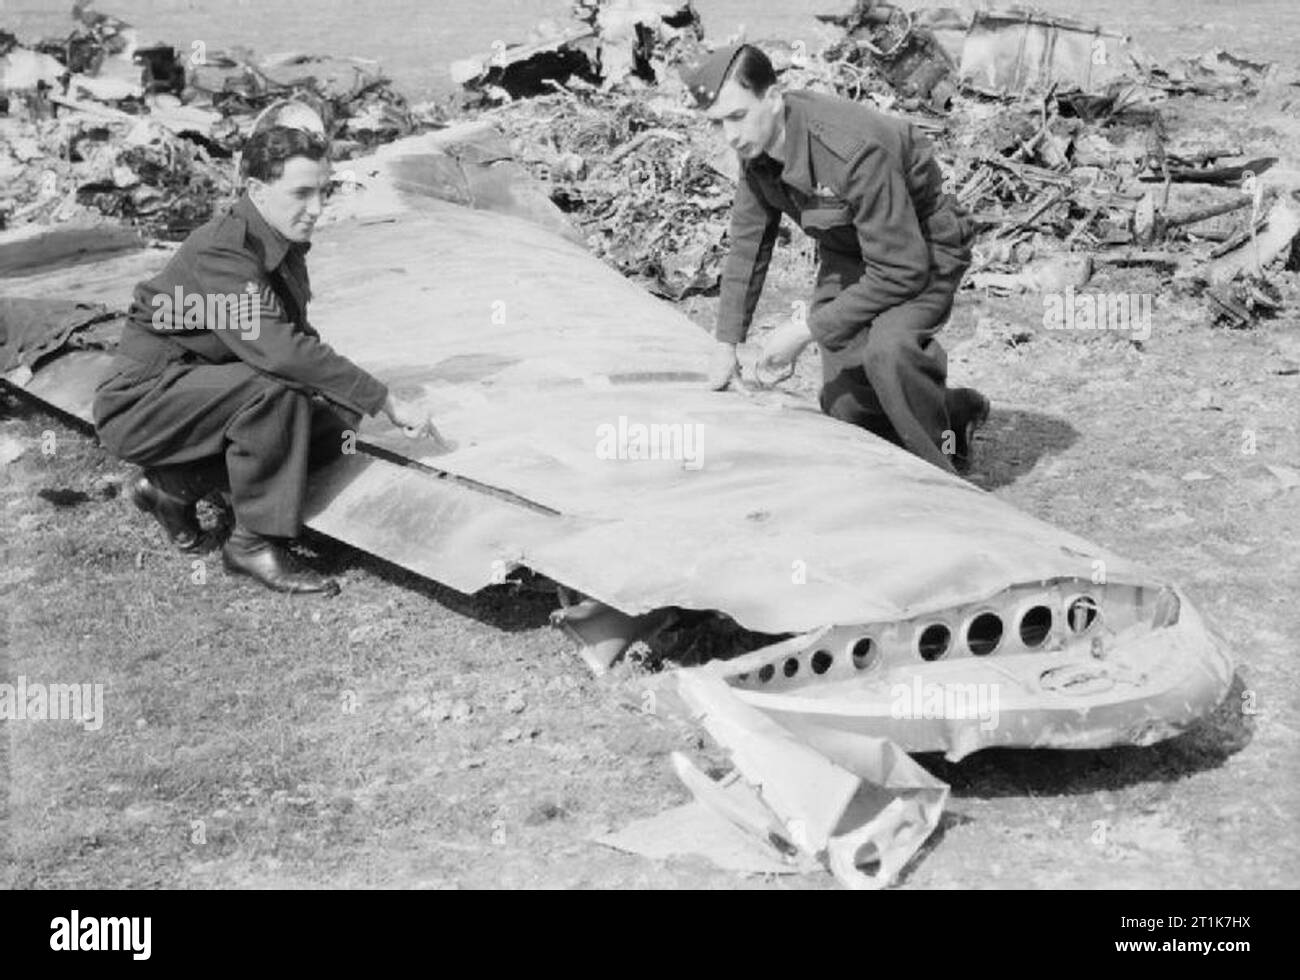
[131,472,201,552]
[948,387,991,474]
[222,528,340,596]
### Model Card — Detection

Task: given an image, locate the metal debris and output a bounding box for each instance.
[5,2,1297,320]
[1,2,436,239]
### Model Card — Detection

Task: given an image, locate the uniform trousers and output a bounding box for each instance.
[814,204,972,472]
[94,356,354,538]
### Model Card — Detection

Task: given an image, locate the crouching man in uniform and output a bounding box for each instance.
[684,44,989,473]
[93,125,436,595]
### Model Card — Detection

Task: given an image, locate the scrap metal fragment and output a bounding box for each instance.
[550,592,673,676]
[1205,197,1300,285]
[674,669,948,889]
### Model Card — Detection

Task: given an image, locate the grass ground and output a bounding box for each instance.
[3,31,1299,890]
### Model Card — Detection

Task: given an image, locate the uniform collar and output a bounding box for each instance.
[743,92,816,196]
[233,192,309,272]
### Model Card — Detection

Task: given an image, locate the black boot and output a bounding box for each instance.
[131,470,202,552]
[947,387,991,474]
[221,526,340,596]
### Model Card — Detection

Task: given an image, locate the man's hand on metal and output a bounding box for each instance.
[707,342,740,390]
[759,316,814,374]
[384,393,442,442]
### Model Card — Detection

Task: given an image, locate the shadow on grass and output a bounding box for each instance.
[894,809,977,886]
[913,672,1253,797]
[304,532,557,634]
[969,407,1080,491]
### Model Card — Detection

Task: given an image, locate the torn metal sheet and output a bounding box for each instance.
[549,593,674,676]
[821,3,1140,98]
[699,583,1233,761]
[0,222,145,277]
[0,47,66,92]
[323,123,582,244]
[2,193,1233,757]
[447,2,700,96]
[0,238,172,307]
[18,349,116,426]
[820,1,959,107]
[448,27,598,94]
[596,754,821,876]
[0,298,117,372]
[957,8,1137,96]
[674,671,948,889]
[0,345,589,598]
[1204,196,1300,286]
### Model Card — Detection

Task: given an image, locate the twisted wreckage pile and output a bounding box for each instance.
[3,0,1299,309]
[467,0,1300,317]
[0,0,440,245]
[0,2,1262,888]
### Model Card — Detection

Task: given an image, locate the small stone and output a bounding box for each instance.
[545,675,580,694]
[1265,464,1300,492]
[450,700,472,723]
[525,800,566,825]
[1144,511,1195,532]
[90,473,125,499]
[123,803,158,824]
[501,727,523,743]
[397,693,429,715]
[1190,387,1222,411]
[503,691,526,714]
[427,698,454,722]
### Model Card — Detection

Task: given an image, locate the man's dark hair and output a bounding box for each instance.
[240,125,328,182]
[724,44,777,98]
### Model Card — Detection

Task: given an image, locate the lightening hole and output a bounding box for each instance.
[919,624,951,661]
[1020,606,1053,647]
[967,612,1003,655]
[1068,596,1099,633]
[851,637,876,669]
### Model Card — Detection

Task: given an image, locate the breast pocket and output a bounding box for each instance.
[800,205,853,235]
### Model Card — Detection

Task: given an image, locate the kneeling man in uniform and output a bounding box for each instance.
[94,125,436,594]
[684,44,989,473]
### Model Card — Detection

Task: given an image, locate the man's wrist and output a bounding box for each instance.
[715,320,746,345]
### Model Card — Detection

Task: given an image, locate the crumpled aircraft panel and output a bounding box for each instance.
[1,197,1233,756]
[307,206,1152,632]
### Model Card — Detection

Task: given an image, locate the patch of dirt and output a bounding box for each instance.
[3,3,1299,891]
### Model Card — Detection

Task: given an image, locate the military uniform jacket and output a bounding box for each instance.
[111,193,389,417]
[716,89,965,351]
